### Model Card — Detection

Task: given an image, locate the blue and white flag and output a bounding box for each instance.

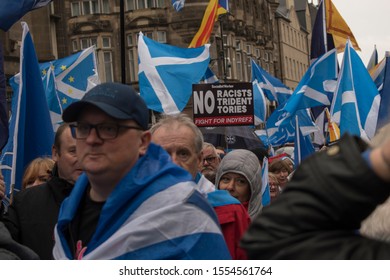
[294,115,315,167]
[266,107,317,147]
[251,60,267,124]
[367,45,378,72]
[138,32,210,114]
[39,46,98,131]
[279,49,338,124]
[0,0,53,31]
[202,66,219,84]
[172,0,185,11]
[376,53,390,130]
[330,40,381,141]
[250,59,291,104]
[54,144,230,260]
[261,157,270,207]
[370,57,386,92]
[0,40,8,151]
[0,22,54,203]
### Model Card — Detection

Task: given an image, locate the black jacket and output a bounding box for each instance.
[0,221,39,260]
[2,165,73,259]
[241,134,390,259]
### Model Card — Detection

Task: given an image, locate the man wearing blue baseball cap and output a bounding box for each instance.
[53,82,230,260]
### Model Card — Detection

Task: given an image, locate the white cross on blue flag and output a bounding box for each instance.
[330,40,380,141]
[138,32,210,114]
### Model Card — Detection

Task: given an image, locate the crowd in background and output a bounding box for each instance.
[1,82,390,260]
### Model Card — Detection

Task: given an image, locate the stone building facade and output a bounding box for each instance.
[1,0,315,112]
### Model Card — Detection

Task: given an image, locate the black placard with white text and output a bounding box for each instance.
[192,83,254,127]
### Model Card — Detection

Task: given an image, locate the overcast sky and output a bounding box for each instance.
[311,0,389,65]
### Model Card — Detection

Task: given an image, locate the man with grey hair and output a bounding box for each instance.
[151,114,250,259]
[199,142,221,184]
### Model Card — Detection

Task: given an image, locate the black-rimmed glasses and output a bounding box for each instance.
[69,123,143,140]
[203,156,217,164]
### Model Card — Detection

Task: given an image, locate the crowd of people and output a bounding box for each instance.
[1,81,390,259]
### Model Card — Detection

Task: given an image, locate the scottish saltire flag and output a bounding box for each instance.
[261,157,270,207]
[172,0,185,11]
[377,53,390,130]
[251,61,267,124]
[138,32,210,114]
[0,0,53,31]
[202,67,219,84]
[251,59,291,104]
[330,40,380,141]
[43,67,63,131]
[0,40,8,150]
[278,49,338,123]
[367,45,378,72]
[294,115,315,167]
[54,144,230,260]
[266,108,317,146]
[370,57,386,91]
[0,23,54,203]
[40,46,99,130]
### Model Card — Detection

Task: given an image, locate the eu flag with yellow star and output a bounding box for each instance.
[40,46,99,130]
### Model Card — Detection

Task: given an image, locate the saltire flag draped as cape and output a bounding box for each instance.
[0,22,54,204]
[53,143,231,260]
[138,32,210,114]
[0,0,53,31]
[330,40,380,141]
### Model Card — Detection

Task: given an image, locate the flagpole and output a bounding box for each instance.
[322,0,328,52]
[120,0,126,83]
[219,14,227,82]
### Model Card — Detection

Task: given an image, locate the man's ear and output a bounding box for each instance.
[52,145,59,161]
[139,131,152,156]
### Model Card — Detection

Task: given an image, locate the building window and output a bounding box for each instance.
[103,51,114,82]
[236,52,242,81]
[264,52,269,62]
[72,40,78,52]
[222,35,229,47]
[102,37,111,48]
[255,48,260,58]
[156,31,167,43]
[127,34,134,46]
[71,2,81,16]
[246,44,251,54]
[82,0,99,15]
[128,49,137,82]
[126,0,136,10]
[235,40,241,51]
[80,37,97,49]
[102,0,110,13]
